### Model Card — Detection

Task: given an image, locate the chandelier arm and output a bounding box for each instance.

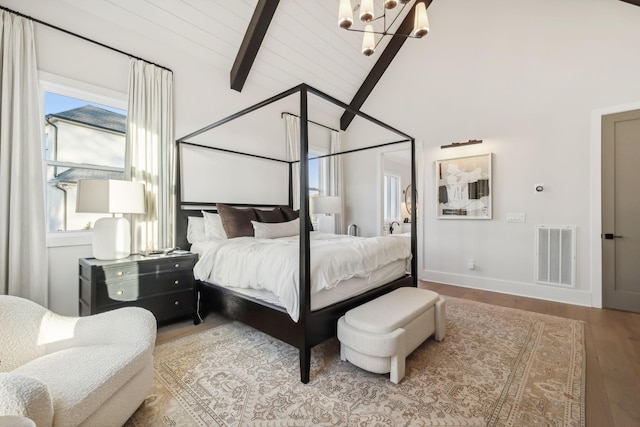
[382,2,410,36]
[344,27,420,38]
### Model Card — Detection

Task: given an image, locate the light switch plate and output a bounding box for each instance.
[506,212,526,223]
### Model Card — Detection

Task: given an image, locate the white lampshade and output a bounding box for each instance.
[76,179,146,260]
[338,0,353,29]
[412,2,429,38]
[76,179,146,214]
[360,0,374,22]
[310,196,342,215]
[362,25,375,56]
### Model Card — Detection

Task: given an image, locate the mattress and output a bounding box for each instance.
[195,258,407,312]
[191,232,411,321]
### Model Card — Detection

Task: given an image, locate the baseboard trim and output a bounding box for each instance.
[420,270,593,307]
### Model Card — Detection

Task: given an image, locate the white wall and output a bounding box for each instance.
[348,0,640,307]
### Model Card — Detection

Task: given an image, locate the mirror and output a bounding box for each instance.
[404,184,414,215]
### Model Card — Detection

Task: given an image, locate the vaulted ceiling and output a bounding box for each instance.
[49,0,640,132]
[58,0,432,129]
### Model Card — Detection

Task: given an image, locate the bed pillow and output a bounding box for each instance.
[187,216,207,243]
[279,205,299,221]
[201,211,227,240]
[279,205,314,231]
[217,204,258,238]
[252,218,299,239]
[255,207,286,223]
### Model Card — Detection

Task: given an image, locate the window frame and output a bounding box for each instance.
[40,72,128,245]
[384,173,402,222]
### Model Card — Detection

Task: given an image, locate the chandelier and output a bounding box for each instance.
[338,0,429,56]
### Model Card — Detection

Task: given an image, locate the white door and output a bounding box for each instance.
[601,109,640,313]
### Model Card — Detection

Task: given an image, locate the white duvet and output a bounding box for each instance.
[192,232,411,321]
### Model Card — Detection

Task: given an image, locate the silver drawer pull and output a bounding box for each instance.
[174,263,180,268]
[174,280,180,285]
[174,301,179,305]
[116,290,123,296]
[117,271,123,276]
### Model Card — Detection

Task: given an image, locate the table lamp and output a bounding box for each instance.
[76,179,146,260]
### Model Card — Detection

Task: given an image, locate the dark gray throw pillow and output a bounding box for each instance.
[217,204,258,238]
[255,207,286,223]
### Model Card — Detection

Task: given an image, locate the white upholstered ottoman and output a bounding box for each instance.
[337,287,445,384]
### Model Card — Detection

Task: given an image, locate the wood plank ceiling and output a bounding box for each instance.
[226,0,433,130]
[59,0,432,127]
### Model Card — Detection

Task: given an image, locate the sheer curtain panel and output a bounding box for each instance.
[285,114,301,209]
[126,59,174,252]
[329,131,344,234]
[0,11,48,304]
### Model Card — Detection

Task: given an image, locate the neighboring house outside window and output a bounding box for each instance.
[43,89,127,232]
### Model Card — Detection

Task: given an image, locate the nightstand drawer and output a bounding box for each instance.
[99,257,195,283]
[98,271,194,305]
[148,291,193,321]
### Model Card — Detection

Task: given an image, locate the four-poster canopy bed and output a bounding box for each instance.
[175,84,417,383]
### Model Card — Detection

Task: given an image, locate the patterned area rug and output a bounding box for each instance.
[125,297,585,426]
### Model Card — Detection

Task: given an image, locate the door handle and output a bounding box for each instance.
[602,233,623,239]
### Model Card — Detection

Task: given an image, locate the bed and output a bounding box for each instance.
[175,84,417,383]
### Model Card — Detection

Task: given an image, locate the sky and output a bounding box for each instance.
[45,92,126,116]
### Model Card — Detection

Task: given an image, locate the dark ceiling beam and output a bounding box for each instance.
[620,0,640,6]
[340,0,433,131]
[230,0,280,92]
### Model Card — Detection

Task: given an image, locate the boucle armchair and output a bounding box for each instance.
[0,295,156,427]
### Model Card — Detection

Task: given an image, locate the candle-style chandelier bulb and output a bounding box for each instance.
[338,0,353,29]
[360,0,374,22]
[362,25,375,56]
[412,2,429,38]
[385,0,398,9]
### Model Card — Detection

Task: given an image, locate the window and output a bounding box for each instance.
[308,152,321,197]
[384,173,401,221]
[308,151,325,230]
[41,75,127,232]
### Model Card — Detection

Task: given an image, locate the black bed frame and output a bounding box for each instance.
[175,84,417,383]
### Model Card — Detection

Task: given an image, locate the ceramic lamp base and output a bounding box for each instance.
[93,217,131,260]
[317,215,336,234]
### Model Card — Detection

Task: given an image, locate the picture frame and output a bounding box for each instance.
[436,153,492,219]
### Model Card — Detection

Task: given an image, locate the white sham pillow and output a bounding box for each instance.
[252,218,299,239]
[202,211,228,240]
[187,216,206,243]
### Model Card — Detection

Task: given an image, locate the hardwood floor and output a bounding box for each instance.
[156,311,229,346]
[419,281,640,427]
[156,282,640,427]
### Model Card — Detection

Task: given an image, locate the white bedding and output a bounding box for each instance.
[192,232,411,321]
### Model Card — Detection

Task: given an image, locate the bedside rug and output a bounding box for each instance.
[125,297,585,427]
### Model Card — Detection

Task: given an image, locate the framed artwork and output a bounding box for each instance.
[436,153,492,219]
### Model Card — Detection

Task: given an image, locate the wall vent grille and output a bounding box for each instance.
[535,225,576,287]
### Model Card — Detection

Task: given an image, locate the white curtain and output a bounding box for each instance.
[125,59,174,252]
[328,131,343,233]
[284,114,300,209]
[0,11,48,305]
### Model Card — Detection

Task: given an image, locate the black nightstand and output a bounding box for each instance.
[78,253,198,323]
